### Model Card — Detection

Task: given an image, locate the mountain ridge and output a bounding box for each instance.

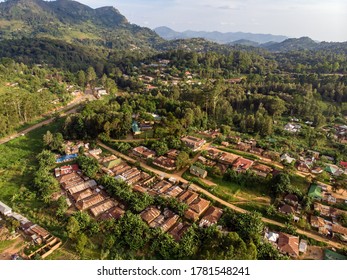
[154,26,288,44]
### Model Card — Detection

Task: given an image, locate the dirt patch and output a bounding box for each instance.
[0,235,26,260]
[299,246,324,260]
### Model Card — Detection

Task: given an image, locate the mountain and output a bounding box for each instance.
[154,26,288,44]
[262,37,319,52]
[229,39,260,47]
[0,0,163,51]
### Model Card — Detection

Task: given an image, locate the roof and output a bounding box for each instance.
[189,197,210,215]
[0,201,12,215]
[199,206,223,227]
[169,222,190,241]
[277,232,299,257]
[265,231,279,242]
[284,194,299,203]
[140,207,161,224]
[279,204,295,214]
[332,224,347,236]
[252,163,273,173]
[190,165,207,177]
[340,161,347,169]
[90,200,115,217]
[178,190,199,205]
[325,164,339,174]
[72,188,94,202]
[232,157,254,170]
[308,184,322,199]
[132,121,140,133]
[324,249,347,260]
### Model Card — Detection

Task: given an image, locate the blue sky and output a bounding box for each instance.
[6,0,347,41]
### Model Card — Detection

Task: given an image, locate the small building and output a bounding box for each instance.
[252,163,273,177]
[199,206,223,228]
[190,165,208,179]
[181,136,206,151]
[277,232,300,258]
[232,157,254,172]
[140,207,161,224]
[0,201,12,216]
[265,231,279,243]
[281,153,296,164]
[297,162,311,173]
[169,222,190,241]
[132,121,141,135]
[236,142,251,152]
[101,155,122,169]
[284,194,299,206]
[308,184,323,201]
[153,156,176,171]
[324,249,347,260]
[218,152,239,165]
[167,149,180,160]
[299,240,308,254]
[250,147,264,156]
[279,204,295,215]
[284,123,301,133]
[132,146,156,159]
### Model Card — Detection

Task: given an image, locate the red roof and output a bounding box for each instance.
[232,157,254,170]
[340,161,347,169]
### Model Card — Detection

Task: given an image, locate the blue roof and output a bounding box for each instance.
[132,121,140,133]
[56,154,78,163]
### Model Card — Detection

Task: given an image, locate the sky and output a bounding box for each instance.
[6,0,347,41]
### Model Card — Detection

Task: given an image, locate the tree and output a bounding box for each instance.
[76,233,88,255]
[151,141,168,156]
[77,155,99,178]
[270,173,291,197]
[33,168,59,203]
[66,216,80,239]
[36,149,56,170]
[56,196,68,217]
[43,131,53,147]
[77,70,86,88]
[86,66,97,90]
[338,213,347,227]
[176,151,190,170]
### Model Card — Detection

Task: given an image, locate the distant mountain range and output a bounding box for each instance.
[154,26,288,44]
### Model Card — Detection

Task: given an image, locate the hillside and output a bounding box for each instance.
[0,0,163,51]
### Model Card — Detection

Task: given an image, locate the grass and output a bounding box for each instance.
[290,174,310,194]
[0,119,64,225]
[0,239,16,253]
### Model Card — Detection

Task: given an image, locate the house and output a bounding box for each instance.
[308,184,323,200]
[340,161,347,170]
[72,188,94,203]
[323,193,337,204]
[250,147,264,156]
[164,185,184,198]
[296,162,311,173]
[284,194,299,206]
[167,149,180,160]
[98,207,125,221]
[178,190,199,205]
[265,231,279,243]
[251,163,273,177]
[324,249,347,260]
[332,224,347,240]
[76,194,106,211]
[132,121,141,135]
[310,216,331,235]
[181,136,206,151]
[284,123,301,133]
[199,206,223,227]
[277,232,300,258]
[313,203,337,218]
[281,153,296,164]
[236,142,251,152]
[325,164,343,176]
[153,180,173,194]
[207,149,221,160]
[90,200,115,217]
[190,165,207,179]
[299,240,308,253]
[153,156,176,171]
[307,150,320,159]
[221,141,230,147]
[169,222,190,241]
[311,167,323,174]
[132,146,156,159]
[101,155,122,169]
[279,204,296,215]
[140,207,161,224]
[218,152,239,165]
[232,157,254,172]
[0,201,12,216]
[188,197,210,217]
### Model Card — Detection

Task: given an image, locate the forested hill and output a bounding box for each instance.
[0,0,163,51]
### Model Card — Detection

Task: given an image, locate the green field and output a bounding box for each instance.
[0,119,64,229]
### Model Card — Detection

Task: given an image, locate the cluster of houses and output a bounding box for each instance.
[333,124,347,144]
[56,161,125,220]
[264,229,307,258]
[307,184,347,241]
[0,201,61,259]
[193,148,274,179]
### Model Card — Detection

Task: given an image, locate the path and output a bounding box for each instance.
[0,94,95,145]
[98,141,346,250]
